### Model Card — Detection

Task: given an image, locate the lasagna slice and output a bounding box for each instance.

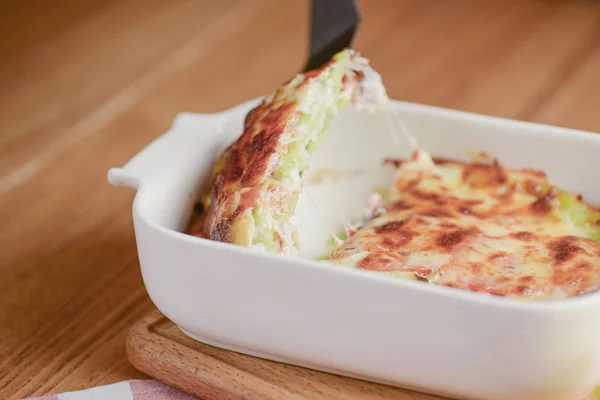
[327,151,600,299]
[193,49,388,254]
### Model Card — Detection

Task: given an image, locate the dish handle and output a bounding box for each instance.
[106,112,225,190]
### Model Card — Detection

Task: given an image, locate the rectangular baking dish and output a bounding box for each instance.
[108,98,600,400]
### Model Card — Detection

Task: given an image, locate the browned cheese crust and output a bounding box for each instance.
[204,99,296,243]
[330,155,600,299]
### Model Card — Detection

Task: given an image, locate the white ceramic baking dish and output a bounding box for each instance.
[108,98,600,400]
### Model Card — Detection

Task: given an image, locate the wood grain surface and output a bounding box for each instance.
[1,0,600,399]
[127,312,598,400]
[127,312,447,400]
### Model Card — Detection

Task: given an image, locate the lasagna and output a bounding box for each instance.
[191,49,600,300]
[191,49,388,254]
[327,150,600,300]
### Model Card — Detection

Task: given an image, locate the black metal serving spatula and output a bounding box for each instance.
[244,0,360,124]
[303,0,361,72]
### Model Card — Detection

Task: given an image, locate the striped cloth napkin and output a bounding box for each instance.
[23,378,600,400]
[24,380,198,400]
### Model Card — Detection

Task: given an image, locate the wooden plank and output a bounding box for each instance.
[0,0,242,179]
[530,39,600,132]
[361,0,600,119]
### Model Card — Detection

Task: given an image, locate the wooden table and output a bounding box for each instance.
[1,0,599,398]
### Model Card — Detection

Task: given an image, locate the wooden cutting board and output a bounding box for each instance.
[127,311,598,400]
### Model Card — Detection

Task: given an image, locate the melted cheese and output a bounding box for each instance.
[193,49,388,254]
[327,151,600,300]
